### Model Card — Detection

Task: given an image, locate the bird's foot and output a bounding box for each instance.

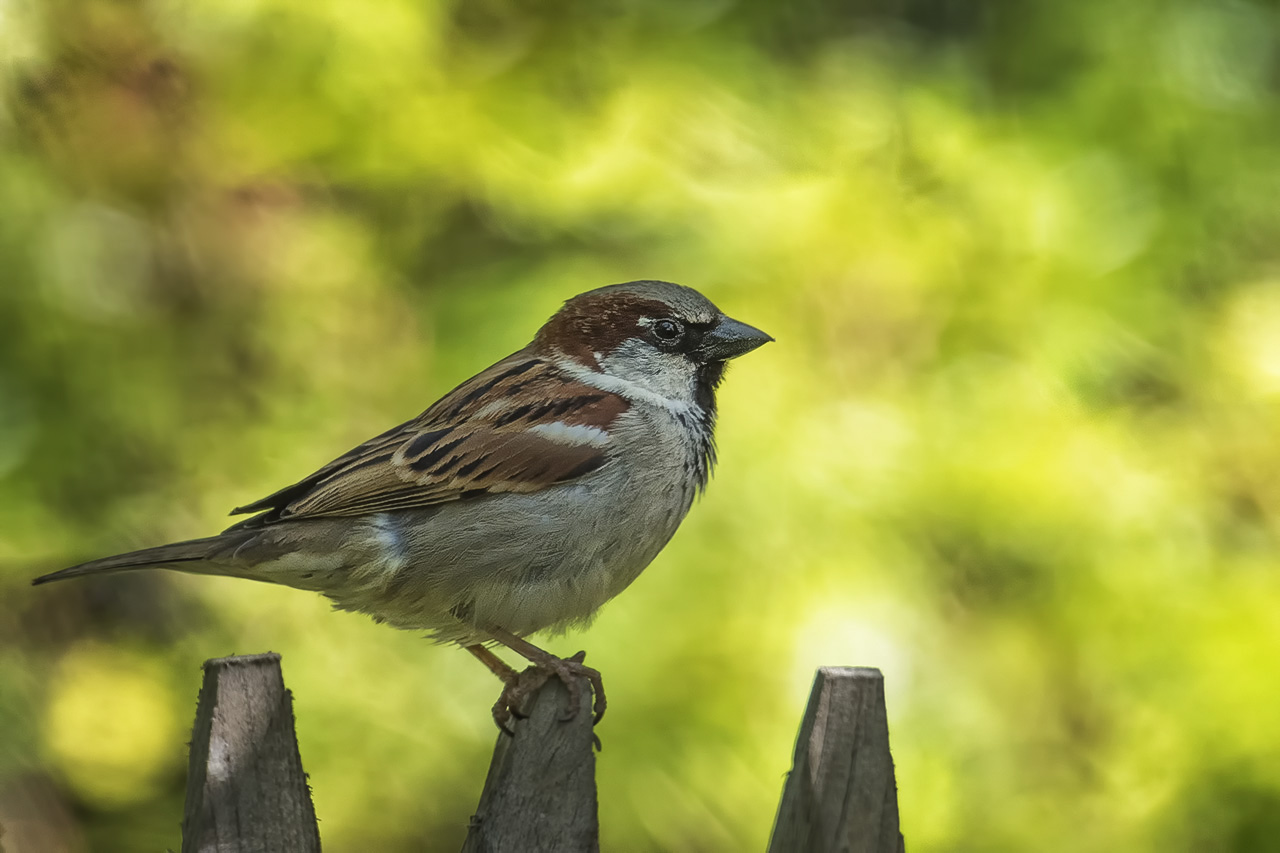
[490,650,606,735]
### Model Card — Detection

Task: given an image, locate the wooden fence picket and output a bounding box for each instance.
[179,657,904,852]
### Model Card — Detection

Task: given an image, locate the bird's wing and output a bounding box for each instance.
[226,350,629,528]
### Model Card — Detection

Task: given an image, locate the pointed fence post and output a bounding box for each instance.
[175,658,902,852]
[461,675,599,853]
[768,667,905,853]
[182,653,320,853]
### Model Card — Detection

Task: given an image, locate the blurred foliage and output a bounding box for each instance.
[3,0,1280,849]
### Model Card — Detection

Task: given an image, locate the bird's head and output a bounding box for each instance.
[534,280,773,407]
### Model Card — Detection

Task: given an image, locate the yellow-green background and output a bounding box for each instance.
[4,0,1280,850]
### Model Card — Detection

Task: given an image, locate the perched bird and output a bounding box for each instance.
[34,280,772,728]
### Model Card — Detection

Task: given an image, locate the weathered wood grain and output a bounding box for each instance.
[768,667,905,853]
[182,653,321,853]
[461,675,599,853]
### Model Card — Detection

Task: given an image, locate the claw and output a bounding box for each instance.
[487,652,607,732]
[491,665,550,733]
[493,702,517,738]
[567,651,607,724]
[474,632,609,733]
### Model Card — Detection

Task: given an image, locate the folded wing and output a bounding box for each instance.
[227,350,628,529]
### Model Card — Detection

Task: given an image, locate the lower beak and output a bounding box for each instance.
[697,316,774,362]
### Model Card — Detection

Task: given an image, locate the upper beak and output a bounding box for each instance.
[697,315,774,362]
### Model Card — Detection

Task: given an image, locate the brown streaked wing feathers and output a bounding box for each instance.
[226,350,628,528]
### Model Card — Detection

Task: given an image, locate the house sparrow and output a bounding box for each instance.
[33,280,772,729]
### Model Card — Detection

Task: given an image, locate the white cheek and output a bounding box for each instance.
[596,339,699,405]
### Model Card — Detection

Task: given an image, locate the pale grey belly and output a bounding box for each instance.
[308,474,694,641]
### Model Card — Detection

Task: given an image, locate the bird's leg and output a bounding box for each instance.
[484,626,607,726]
[464,644,525,735]
[466,643,519,681]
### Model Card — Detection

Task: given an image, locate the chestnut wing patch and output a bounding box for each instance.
[283,426,608,518]
[226,351,628,527]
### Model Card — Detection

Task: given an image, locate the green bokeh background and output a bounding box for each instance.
[4,0,1280,849]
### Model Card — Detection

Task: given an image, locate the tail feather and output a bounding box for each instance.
[31,536,230,586]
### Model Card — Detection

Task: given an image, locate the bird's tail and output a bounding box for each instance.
[31,536,235,586]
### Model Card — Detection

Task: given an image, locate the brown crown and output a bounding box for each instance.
[534,291,672,369]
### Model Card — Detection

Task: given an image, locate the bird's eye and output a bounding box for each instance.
[652,319,683,341]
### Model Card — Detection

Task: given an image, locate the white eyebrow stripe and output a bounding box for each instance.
[555,358,697,418]
[527,421,610,447]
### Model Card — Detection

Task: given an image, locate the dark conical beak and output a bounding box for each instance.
[696,315,774,362]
